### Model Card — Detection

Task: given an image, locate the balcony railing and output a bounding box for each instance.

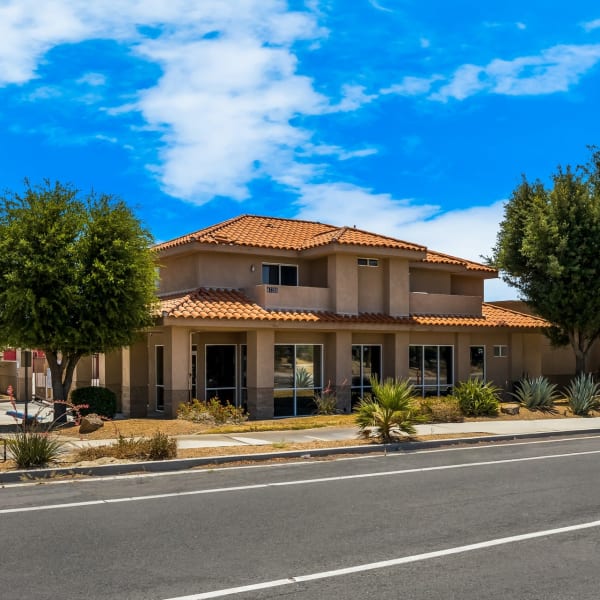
[246,284,332,311]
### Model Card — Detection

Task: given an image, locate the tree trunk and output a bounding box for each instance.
[46,351,82,424]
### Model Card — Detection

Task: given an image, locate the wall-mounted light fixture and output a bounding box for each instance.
[250,264,256,272]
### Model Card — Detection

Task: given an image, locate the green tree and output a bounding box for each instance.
[491,148,600,374]
[0,180,157,420]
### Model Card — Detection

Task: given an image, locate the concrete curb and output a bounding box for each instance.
[2,428,600,485]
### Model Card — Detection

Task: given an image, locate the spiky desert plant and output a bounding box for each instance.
[566,373,600,416]
[355,377,420,443]
[6,430,64,469]
[512,376,559,411]
[452,379,500,417]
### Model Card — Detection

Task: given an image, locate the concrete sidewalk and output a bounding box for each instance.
[3,399,600,451]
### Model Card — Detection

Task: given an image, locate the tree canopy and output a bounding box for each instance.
[491,148,600,374]
[0,180,157,416]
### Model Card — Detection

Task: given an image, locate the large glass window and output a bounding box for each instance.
[351,345,382,407]
[205,345,237,406]
[274,344,322,417]
[409,345,454,396]
[262,263,298,286]
[470,346,485,380]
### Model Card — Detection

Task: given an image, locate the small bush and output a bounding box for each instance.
[313,383,339,415]
[566,373,600,416]
[71,386,117,418]
[75,431,177,462]
[452,379,500,417]
[418,396,464,423]
[6,431,64,468]
[177,398,248,425]
[147,431,177,460]
[512,376,559,411]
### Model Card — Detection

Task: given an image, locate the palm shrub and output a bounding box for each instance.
[355,377,420,443]
[452,379,500,417]
[512,376,559,411]
[565,373,600,416]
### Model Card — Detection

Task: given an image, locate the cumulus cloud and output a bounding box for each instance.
[432,44,600,101]
[0,1,335,202]
[293,182,440,234]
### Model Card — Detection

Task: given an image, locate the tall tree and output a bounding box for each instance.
[0,180,157,419]
[491,148,600,374]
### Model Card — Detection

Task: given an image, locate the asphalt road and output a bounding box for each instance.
[2,435,600,599]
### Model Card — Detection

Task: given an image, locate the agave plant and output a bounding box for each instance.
[512,376,559,411]
[354,377,420,443]
[566,373,600,416]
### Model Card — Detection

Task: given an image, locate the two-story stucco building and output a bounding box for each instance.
[107,215,548,419]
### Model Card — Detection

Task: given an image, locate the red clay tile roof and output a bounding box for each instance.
[423,250,496,273]
[158,288,548,329]
[154,215,426,253]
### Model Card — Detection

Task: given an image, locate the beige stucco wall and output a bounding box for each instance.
[451,275,484,296]
[357,262,385,313]
[386,258,410,316]
[410,268,451,294]
[159,251,330,295]
[328,254,358,314]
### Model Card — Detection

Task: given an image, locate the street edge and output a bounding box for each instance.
[2,428,600,484]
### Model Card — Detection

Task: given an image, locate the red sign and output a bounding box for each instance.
[2,349,16,361]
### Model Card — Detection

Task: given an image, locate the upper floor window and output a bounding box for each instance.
[262,263,298,286]
[357,258,379,267]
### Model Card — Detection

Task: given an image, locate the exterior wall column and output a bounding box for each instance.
[246,329,275,420]
[455,332,471,384]
[386,258,409,317]
[326,331,352,413]
[328,254,358,314]
[129,339,149,417]
[386,332,409,380]
[104,347,131,415]
[164,326,190,418]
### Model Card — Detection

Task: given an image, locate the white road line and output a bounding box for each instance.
[162,518,600,599]
[2,447,600,515]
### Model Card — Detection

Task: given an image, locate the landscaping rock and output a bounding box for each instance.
[501,404,520,415]
[79,413,104,434]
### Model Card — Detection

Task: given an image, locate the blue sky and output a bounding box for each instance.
[2,1,600,299]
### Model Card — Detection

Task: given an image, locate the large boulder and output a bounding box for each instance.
[79,413,104,434]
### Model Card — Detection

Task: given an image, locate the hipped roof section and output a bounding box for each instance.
[158,288,548,329]
[154,214,496,275]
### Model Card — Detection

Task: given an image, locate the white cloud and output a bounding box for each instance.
[329,84,377,112]
[582,18,600,32]
[381,75,442,96]
[433,44,600,101]
[293,182,440,234]
[429,65,485,101]
[135,31,328,201]
[0,0,336,203]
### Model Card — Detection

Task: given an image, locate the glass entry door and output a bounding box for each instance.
[205,345,237,406]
